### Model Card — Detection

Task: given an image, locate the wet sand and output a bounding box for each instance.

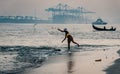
[24,47,119,74]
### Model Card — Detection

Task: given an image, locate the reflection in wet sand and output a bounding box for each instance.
[67,52,75,74]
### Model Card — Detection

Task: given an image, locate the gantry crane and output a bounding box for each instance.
[46,3,95,23]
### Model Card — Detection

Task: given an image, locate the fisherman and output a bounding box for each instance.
[111,26,113,29]
[58,28,79,51]
[104,26,106,29]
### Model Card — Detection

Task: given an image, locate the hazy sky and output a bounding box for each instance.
[0,0,120,23]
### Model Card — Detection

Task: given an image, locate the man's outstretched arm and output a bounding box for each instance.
[58,28,64,32]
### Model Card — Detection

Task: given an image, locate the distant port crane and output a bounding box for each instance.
[46,3,95,23]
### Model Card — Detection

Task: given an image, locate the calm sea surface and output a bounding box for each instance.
[0,24,120,46]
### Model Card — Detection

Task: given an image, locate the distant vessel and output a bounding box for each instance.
[0,16,52,24]
[92,18,107,25]
[92,25,116,31]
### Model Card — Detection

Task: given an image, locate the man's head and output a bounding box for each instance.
[64,28,67,31]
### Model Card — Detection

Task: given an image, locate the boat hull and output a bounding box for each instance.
[92,22,107,25]
[92,25,116,31]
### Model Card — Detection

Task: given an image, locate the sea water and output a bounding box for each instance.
[0,23,120,74]
[0,24,120,46]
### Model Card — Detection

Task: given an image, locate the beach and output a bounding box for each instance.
[23,46,120,74]
[0,45,120,74]
[0,24,120,74]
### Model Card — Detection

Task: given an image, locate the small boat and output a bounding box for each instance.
[92,18,107,25]
[92,25,116,31]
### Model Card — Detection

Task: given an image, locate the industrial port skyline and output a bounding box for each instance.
[0,3,96,24]
[0,0,120,24]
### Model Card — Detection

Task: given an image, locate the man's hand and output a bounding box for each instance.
[58,28,64,32]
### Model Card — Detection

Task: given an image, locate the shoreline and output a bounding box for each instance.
[0,46,62,74]
[0,45,120,74]
[24,46,120,74]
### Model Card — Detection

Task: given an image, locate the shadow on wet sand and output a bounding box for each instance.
[67,52,75,74]
[104,49,120,74]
